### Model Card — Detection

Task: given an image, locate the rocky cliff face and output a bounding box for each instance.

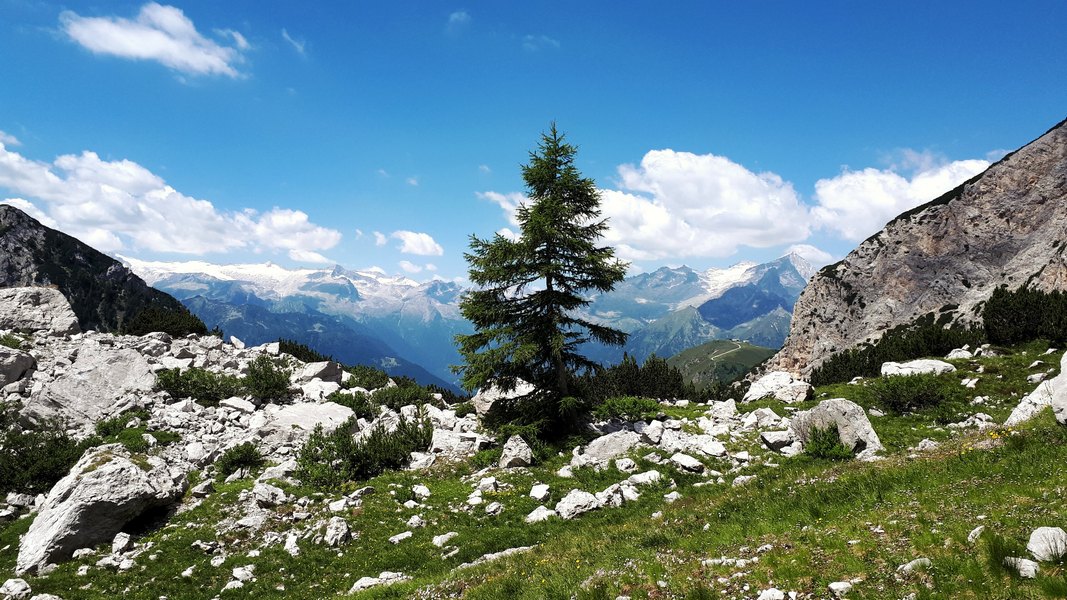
[0,204,189,332]
[769,117,1067,377]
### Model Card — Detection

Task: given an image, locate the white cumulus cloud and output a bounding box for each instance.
[0,142,341,257]
[811,158,989,241]
[391,230,444,256]
[599,149,812,261]
[373,231,387,246]
[61,3,247,77]
[0,131,20,147]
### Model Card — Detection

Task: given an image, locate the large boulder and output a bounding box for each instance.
[429,429,490,459]
[16,444,186,574]
[789,398,884,459]
[291,361,343,384]
[743,371,811,404]
[255,402,355,447]
[0,288,79,336]
[23,343,155,426]
[1006,353,1067,426]
[1028,527,1067,562]
[471,379,536,417]
[880,359,956,377]
[0,346,35,387]
[574,430,642,467]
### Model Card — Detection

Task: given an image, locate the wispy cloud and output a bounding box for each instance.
[60,3,247,77]
[447,10,471,32]
[478,164,491,174]
[522,34,560,52]
[281,28,306,55]
[406,176,419,187]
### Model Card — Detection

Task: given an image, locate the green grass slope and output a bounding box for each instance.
[668,339,776,386]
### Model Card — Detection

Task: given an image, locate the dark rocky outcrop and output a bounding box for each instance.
[0,204,193,333]
[769,117,1067,377]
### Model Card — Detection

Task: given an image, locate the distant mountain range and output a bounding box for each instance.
[580,252,816,364]
[125,252,815,390]
[124,259,467,391]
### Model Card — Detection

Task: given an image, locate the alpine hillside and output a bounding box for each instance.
[768,117,1067,377]
[0,204,197,333]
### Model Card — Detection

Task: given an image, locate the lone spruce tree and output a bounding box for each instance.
[455,124,627,435]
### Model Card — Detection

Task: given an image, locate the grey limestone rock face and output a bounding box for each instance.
[0,288,79,336]
[790,398,884,458]
[16,444,186,575]
[768,119,1067,377]
[0,345,35,388]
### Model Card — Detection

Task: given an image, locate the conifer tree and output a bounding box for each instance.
[455,124,627,433]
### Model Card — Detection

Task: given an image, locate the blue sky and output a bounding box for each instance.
[1,1,1065,280]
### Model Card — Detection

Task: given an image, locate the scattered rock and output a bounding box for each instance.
[529,484,550,502]
[898,557,931,573]
[1005,557,1040,578]
[471,380,535,417]
[499,435,533,468]
[0,578,31,600]
[828,581,852,597]
[670,453,704,473]
[432,532,458,547]
[880,359,956,377]
[1027,527,1067,562]
[349,571,410,593]
[555,489,599,520]
[388,531,413,544]
[324,517,350,547]
[525,506,556,523]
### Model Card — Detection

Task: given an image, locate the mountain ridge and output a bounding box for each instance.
[768,116,1067,377]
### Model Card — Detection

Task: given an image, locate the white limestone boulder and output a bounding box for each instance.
[743,371,811,404]
[0,346,35,388]
[16,444,186,575]
[23,343,155,426]
[0,288,79,336]
[499,435,533,468]
[471,379,536,417]
[789,398,884,459]
[880,359,956,377]
[555,489,599,520]
[255,401,355,447]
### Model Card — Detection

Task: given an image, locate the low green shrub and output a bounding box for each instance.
[326,390,378,420]
[469,447,504,470]
[0,408,92,495]
[868,372,962,414]
[156,368,243,407]
[453,401,475,418]
[124,305,208,337]
[278,339,332,363]
[371,384,430,410]
[593,396,660,421]
[0,334,24,350]
[215,442,264,478]
[344,365,391,391]
[244,355,292,402]
[296,415,432,489]
[94,409,150,439]
[804,424,853,460]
